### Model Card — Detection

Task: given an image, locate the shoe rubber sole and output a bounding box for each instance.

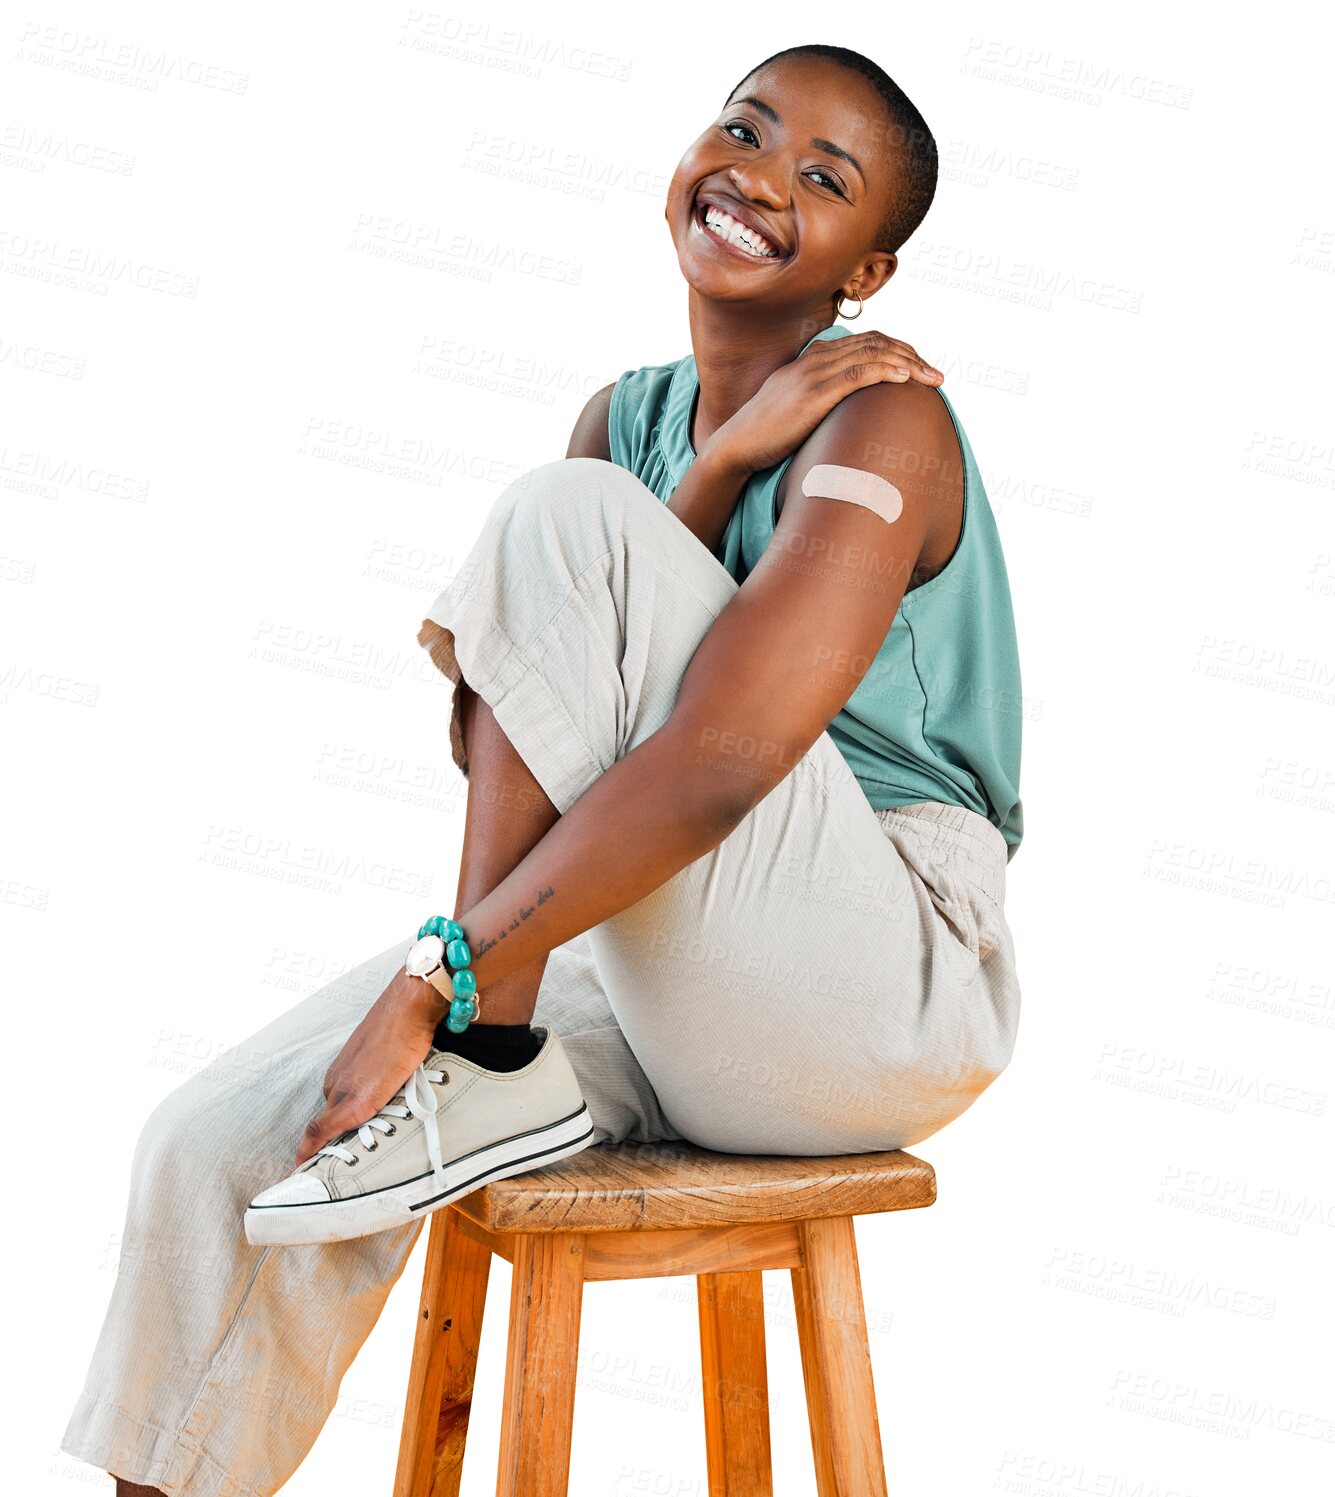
[243,1102,596,1247]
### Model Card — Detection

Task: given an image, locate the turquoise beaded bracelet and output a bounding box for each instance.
[406,915,479,1033]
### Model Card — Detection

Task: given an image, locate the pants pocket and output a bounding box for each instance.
[923,870,984,962]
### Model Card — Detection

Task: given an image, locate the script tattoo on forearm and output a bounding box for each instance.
[472,884,556,958]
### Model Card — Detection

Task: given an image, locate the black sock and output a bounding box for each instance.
[431,1019,543,1073]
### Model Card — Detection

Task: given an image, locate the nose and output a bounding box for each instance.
[727,158,786,209]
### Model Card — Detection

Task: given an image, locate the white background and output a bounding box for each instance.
[6,2,1333,1493]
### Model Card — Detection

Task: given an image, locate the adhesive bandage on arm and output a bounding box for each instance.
[800,463,904,524]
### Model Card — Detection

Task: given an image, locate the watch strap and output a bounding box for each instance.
[424,968,455,1003]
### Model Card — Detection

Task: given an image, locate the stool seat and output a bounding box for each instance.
[394,1139,938,1497]
[450,1139,937,1233]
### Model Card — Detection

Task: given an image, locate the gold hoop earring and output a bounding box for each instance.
[835,288,864,320]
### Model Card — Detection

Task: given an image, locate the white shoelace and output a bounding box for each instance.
[316,1063,449,1182]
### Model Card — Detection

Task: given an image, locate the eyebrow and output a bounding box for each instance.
[727,94,866,185]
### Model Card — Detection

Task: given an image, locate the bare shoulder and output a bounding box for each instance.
[566,381,617,460]
[775,380,963,585]
[780,379,960,505]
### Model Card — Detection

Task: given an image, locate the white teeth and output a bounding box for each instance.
[701,204,780,259]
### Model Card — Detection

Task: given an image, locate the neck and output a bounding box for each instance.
[685,292,835,451]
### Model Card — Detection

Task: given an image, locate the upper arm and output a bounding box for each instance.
[566,381,616,461]
[665,380,956,817]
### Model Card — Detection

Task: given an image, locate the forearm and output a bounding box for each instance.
[432,720,744,1002]
[665,442,753,554]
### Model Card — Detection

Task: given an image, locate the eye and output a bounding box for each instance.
[721,120,759,146]
[806,167,847,197]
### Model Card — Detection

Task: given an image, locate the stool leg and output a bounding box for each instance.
[496,1231,585,1497]
[697,1270,774,1496]
[394,1208,492,1497]
[790,1217,889,1497]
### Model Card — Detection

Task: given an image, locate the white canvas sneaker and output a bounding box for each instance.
[243,1024,595,1247]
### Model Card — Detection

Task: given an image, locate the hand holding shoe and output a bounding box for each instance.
[294,965,437,1169]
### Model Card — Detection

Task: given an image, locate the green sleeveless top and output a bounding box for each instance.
[607,322,1024,860]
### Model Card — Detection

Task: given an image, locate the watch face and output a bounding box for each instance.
[405,934,445,977]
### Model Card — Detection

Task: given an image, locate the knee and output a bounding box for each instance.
[521,455,634,492]
[503,457,653,539]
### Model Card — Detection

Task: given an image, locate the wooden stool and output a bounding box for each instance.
[392,1139,936,1496]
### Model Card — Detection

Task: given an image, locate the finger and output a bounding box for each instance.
[891,346,945,382]
[829,331,945,383]
[815,335,912,380]
[294,1100,358,1167]
[905,362,945,384]
[878,362,944,385]
[827,358,915,388]
[842,352,941,387]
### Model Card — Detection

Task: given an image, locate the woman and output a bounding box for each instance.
[63,43,1024,1496]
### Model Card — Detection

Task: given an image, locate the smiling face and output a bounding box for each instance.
[666,55,901,315]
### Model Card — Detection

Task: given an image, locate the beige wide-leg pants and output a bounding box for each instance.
[61,457,1021,1495]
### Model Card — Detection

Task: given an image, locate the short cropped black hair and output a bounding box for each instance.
[723,44,938,256]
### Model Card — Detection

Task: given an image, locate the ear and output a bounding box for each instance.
[843,251,897,303]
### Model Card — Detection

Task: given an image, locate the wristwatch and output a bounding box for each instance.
[404,934,455,1004]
